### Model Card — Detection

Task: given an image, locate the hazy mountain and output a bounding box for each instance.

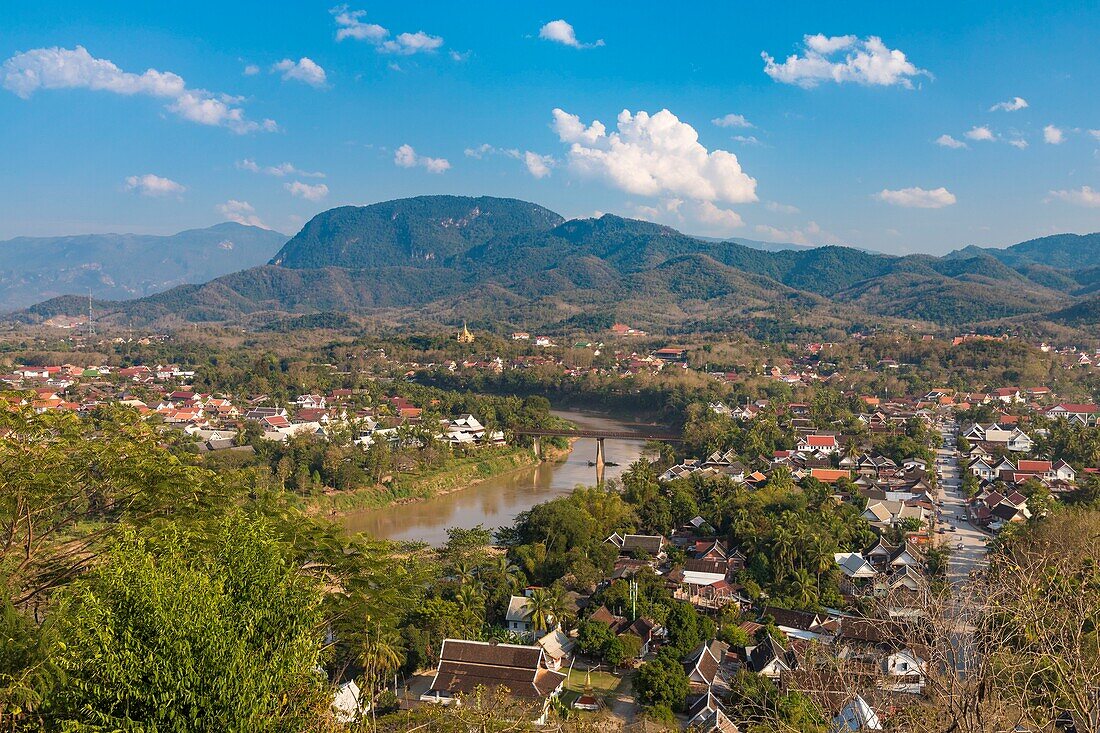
[0,223,287,311]
[947,232,1100,271]
[16,197,1087,332]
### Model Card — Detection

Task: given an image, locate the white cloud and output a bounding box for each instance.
[731,135,762,145]
[124,173,185,197]
[1,45,275,133]
[394,144,449,173]
[694,200,744,231]
[1089,129,1100,141]
[216,199,268,228]
[712,113,753,128]
[551,107,757,204]
[381,32,444,55]
[285,180,329,201]
[1048,186,1100,207]
[449,50,471,62]
[935,134,968,149]
[272,57,327,87]
[332,6,443,55]
[1007,138,1029,149]
[762,34,928,88]
[766,201,800,214]
[539,19,603,49]
[990,96,1028,112]
[754,220,837,246]
[965,126,995,141]
[524,151,556,179]
[331,5,387,42]
[874,186,956,208]
[237,159,325,178]
[243,64,260,76]
[1043,124,1065,144]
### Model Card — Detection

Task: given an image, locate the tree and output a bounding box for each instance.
[523,587,556,633]
[45,514,327,732]
[632,652,689,712]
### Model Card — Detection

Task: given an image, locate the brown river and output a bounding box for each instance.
[339,409,654,545]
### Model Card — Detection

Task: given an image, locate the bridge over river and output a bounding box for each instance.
[512,427,683,483]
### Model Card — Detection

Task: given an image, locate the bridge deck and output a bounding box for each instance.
[513,428,683,441]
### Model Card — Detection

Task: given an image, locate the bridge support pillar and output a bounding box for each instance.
[532,436,542,460]
[595,438,605,485]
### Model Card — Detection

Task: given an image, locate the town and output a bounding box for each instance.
[3,321,1097,731]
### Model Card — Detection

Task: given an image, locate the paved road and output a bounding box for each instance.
[934,418,988,587]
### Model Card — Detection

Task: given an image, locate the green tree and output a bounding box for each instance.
[632,652,689,712]
[47,515,326,732]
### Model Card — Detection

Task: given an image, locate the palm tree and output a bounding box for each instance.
[359,623,403,723]
[455,584,484,619]
[452,559,476,585]
[495,556,523,592]
[524,588,556,633]
[790,568,818,608]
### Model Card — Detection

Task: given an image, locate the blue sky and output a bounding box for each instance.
[1,1,1097,254]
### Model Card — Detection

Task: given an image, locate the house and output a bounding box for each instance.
[831,695,882,731]
[744,634,796,680]
[584,606,656,658]
[1045,403,1098,425]
[331,680,364,724]
[536,629,574,671]
[684,640,730,690]
[506,595,538,637]
[686,695,740,733]
[797,435,839,455]
[605,533,666,559]
[654,348,688,362]
[420,640,566,724]
[294,394,326,410]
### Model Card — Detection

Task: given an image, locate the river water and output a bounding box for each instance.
[339,409,653,545]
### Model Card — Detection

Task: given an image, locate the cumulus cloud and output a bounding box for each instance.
[332,6,443,55]
[731,135,762,145]
[551,108,757,204]
[272,57,327,87]
[394,144,449,173]
[1048,186,1100,207]
[1043,124,1065,144]
[990,96,1028,112]
[285,180,329,201]
[331,5,388,42]
[694,200,744,230]
[762,34,928,88]
[216,199,268,228]
[539,19,604,48]
[1,45,275,133]
[874,186,956,208]
[381,32,444,55]
[237,159,325,178]
[712,113,753,128]
[935,134,968,149]
[124,173,185,197]
[524,151,556,179]
[965,126,995,142]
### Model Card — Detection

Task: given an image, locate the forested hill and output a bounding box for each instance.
[947,232,1100,270]
[270,195,564,269]
[0,223,287,311]
[15,196,1100,334]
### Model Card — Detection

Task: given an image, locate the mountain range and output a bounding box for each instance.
[0,223,287,311]
[13,195,1100,335]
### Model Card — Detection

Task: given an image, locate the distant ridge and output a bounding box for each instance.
[0,222,287,311]
[946,232,1100,270]
[13,195,1093,333]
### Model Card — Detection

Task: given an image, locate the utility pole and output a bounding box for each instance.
[86,292,95,338]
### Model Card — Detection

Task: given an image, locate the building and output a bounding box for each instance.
[456,322,475,343]
[421,640,566,724]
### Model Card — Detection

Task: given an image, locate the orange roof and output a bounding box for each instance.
[810,468,851,483]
